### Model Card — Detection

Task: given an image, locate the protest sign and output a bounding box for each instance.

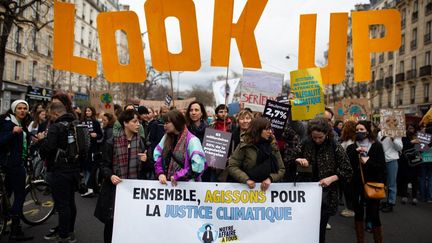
[380,109,406,137]
[213,79,241,106]
[276,95,290,105]
[416,132,432,152]
[202,128,232,169]
[263,100,291,139]
[228,102,241,116]
[335,98,370,121]
[164,94,173,106]
[240,69,283,112]
[290,67,325,121]
[90,90,114,114]
[421,148,432,163]
[112,180,322,243]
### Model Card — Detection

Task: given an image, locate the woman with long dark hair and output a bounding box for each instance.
[102,113,116,143]
[228,118,285,191]
[185,101,208,143]
[346,120,386,243]
[154,110,206,185]
[294,118,352,243]
[81,106,103,197]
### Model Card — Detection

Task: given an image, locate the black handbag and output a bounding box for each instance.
[402,148,423,167]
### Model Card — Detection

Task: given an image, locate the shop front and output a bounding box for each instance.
[26,86,53,109]
[0,80,28,113]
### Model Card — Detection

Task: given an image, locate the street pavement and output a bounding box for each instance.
[1,193,431,243]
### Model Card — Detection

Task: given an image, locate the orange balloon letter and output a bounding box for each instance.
[53,2,97,77]
[144,0,201,71]
[352,9,401,82]
[97,11,146,83]
[298,13,348,85]
[211,0,267,68]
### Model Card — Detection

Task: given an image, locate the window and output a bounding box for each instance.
[14,60,21,80]
[426,21,431,44]
[401,8,406,28]
[414,0,418,12]
[82,3,86,20]
[426,51,431,65]
[400,61,405,73]
[398,89,403,105]
[379,68,384,79]
[32,61,37,83]
[81,26,85,44]
[424,83,430,102]
[411,86,416,104]
[412,28,417,50]
[32,28,37,52]
[90,9,94,25]
[388,90,392,108]
[412,56,417,70]
[46,65,51,86]
[372,71,376,81]
[389,64,393,76]
[14,27,22,53]
[48,35,52,57]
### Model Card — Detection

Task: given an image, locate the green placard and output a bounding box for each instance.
[421,148,432,163]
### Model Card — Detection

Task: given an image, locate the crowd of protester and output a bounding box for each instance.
[1,91,432,243]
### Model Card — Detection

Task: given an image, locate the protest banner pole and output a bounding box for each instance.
[169,70,175,108]
[224,65,230,130]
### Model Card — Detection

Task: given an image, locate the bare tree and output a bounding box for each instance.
[137,64,170,100]
[0,0,53,88]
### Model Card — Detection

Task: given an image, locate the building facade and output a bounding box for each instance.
[1,0,130,111]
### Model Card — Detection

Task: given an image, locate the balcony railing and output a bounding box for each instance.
[385,76,393,88]
[411,40,417,50]
[375,79,384,90]
[420,65,432,77]
[406,69,417,80]
[396,72,405,83]
[425,33,431,45]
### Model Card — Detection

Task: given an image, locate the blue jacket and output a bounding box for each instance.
[0,114,30,169]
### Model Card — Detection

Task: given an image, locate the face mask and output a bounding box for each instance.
[356,132,368,141]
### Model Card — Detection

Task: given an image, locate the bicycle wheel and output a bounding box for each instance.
[21,181,55,226]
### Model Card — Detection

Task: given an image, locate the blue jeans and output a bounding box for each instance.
[386,160,398,204]
[419,164,432,201]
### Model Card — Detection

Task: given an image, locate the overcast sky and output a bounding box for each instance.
[118,0,365,90]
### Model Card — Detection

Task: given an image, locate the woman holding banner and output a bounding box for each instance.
[154,110,206,185]
[345,120,386,243]
[294,118,352,243]
[228,118,285,191]
[185,101,208,143]
[94,109,148,243]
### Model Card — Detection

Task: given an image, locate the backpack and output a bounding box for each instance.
[54,120,90,168]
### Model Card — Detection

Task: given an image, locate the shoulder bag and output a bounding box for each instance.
[359,156,386,200]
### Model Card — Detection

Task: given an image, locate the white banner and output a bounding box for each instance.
[241,69,284,112]
[113,180,322,243]
[212,79,241,105]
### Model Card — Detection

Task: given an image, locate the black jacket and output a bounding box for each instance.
[346,141,386,186]
[39,113,79,172]
[0,114,30,169]
[82,118,103,153]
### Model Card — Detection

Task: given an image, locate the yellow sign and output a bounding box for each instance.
[290,68,325,121]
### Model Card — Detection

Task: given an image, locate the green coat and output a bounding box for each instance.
[228,142,285,183]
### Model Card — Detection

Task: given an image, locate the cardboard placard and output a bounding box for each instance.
[290,67,325,121]
[90,90,114,114]
[335,98,370,121]
[202,128,232,170]
[262,100,290,139]
[380,109,406,138]
[416,132,432,152]
[139,98,196,110]
[240,69,283,112]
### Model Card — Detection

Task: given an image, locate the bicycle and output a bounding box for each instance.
[0,158,55,236]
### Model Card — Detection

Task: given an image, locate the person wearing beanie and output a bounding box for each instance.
[0,100,34,241]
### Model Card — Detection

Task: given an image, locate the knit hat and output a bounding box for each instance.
[11,99,29,113]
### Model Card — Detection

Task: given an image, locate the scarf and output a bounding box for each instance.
[113,129,142,179]
[8,114,27,160]
[167,128,189,179]
[188,120,208,142]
